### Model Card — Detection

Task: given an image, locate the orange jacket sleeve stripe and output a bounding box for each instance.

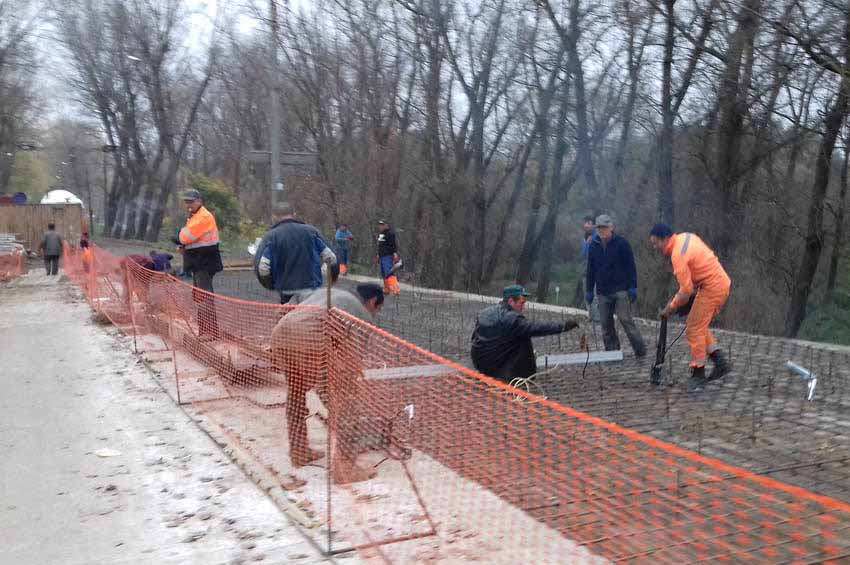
[668,233,729,309]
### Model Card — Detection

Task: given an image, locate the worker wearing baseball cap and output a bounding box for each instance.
[585,214,646,357]
[376,220,400,295]
[471,284,580,383]
[650,223,732,392]
[175,188,222,338]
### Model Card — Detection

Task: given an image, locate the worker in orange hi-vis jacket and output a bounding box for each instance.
[649,223,732,392]
[173,189,223,339]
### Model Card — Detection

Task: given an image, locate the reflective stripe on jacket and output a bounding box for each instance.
[666,233,730,309]
[179,206,220,250]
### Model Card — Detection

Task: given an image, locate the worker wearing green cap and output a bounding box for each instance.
[471,285,580,383]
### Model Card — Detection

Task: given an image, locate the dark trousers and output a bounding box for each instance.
[336,245,349,266]
[598,290,646,355]
[192,270,218,337]
[44,255,60,275]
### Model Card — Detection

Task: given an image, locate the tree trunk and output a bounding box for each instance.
[657,0,676,225]
[784,68,850,336]
[715,0,761,256]
[826,141,850,297]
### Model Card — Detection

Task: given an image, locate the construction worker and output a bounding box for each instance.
[334,224,354,275]
[650,223,732,392]
[254,201,336,304]
[39,223,63,276]
[586,214,646,357]
[271,275,385,484]
[574,215,600,322]
[376,220,400,295]
[177,189,223,338]
[471,285,580,383]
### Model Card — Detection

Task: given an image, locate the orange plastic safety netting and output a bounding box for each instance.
[63,243,850,563]
[0,249,26,281]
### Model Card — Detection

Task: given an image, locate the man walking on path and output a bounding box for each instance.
[39,223,63,275]
[376,220,400,295]
[586,215,646,357]
[334,224,354,275]
[471,285,580,383]
[650,223,733,392]
[176,189,223,338]
[254,201,336,304]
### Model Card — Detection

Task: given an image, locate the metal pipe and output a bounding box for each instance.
[785,360,817,401]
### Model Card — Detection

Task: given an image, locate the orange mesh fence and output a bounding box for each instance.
[0,248,26,281]
[63,244,850,563]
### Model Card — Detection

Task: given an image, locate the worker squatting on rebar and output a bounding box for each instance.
[470,284,580,383]
[650,224,733,392]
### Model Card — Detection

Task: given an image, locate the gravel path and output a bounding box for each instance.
[0,277,335,565]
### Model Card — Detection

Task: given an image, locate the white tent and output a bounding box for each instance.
[40,190,84,205]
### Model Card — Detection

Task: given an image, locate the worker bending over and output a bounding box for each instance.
[471,285,579,383]
[649,224,732,392]
[271,271,385,484]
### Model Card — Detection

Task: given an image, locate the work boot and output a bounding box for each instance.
[707,350,732,382]
[291,447,324,468]
[687,366,707,393]
[331,457,377,484]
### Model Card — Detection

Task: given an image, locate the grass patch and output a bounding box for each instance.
[798,293,850,346]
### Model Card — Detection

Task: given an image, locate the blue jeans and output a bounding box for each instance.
[336,244,349,266]
[379,255,394,279]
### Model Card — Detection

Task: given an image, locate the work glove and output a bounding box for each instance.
[628,288,638,303]
[563,320,579,332]
[658,306,673,320]
[585,292,594,305]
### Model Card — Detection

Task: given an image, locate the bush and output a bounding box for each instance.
[186,173,240,235]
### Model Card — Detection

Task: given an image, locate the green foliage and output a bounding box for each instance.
[186,172,240,234]
[7,152,50,200]
[798,293,850,346]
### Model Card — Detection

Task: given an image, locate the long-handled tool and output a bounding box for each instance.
[650,317,668,386]
[650,295,695,386]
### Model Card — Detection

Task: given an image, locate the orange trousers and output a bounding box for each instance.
[685,276,731,368]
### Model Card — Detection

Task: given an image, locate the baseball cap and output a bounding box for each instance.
[595,214,614,228]
[182,189,202,201]
[377,219,388,225]
[503,284,531,299]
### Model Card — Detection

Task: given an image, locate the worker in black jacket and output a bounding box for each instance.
[471,285,579,383]
[376,220,400,295]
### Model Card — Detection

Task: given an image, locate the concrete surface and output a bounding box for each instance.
[0,279,333,565]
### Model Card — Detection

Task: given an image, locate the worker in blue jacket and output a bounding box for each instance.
[586,214,646,357]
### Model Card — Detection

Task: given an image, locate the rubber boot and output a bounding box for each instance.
[386,275,401,295]
[687,366,707,393]
[707,350,732,382]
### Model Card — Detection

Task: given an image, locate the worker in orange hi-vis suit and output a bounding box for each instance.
[649,224,732,392]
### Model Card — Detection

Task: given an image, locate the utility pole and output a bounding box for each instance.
[269,0,282,220]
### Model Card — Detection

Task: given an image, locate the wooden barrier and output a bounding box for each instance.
[0,204,84,251]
